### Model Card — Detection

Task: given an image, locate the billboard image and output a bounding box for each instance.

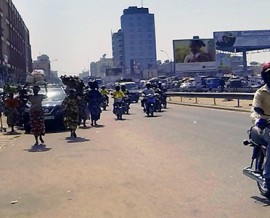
[214,30,270,52]
[173,38,216,72]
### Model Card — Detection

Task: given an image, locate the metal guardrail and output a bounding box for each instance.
[166,92,254,107]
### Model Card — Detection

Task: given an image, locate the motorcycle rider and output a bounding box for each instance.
[121,84,130,111]
[141,82,155,110]
[100,85,109,106]
[251,62,270,189]
[121,84,130,96]
[112,85,125,114]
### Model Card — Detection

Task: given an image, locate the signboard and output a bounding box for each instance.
[214,30,270,52]
[216,53,231,70]
[173,38,216,72]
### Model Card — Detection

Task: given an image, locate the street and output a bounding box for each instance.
[0,102,270,218]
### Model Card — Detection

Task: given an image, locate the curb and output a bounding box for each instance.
[168,101,250,113]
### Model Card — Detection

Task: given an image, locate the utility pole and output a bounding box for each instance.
[141,0,144,7]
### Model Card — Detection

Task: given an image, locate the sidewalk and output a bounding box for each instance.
[0,115,23,150]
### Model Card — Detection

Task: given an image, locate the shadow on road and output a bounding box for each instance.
[91,124,105,128]
[3,131,22,136]
[65,137,90,143]
[24,144,52,152]
[251,196,270,206]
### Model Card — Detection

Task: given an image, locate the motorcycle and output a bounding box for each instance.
[113,98,123,120]
[160,93,167,109]
[154,93,162,112]
[122,96,130,114]
[100,95,108,111]
[243,107,270,198]
[143,94,155,117]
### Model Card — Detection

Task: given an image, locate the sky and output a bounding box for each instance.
[12,0,270,76]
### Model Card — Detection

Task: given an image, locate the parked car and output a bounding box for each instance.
[205,77,221,89]
[24,86,67,132]
[119,82,141,103]
[179,79,196,92]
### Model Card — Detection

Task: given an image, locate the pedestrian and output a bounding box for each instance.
[78,91,89,127]
[28,86,46,145]
[62,89,80,138]
[4,92,19,133]
[87,81,102,126]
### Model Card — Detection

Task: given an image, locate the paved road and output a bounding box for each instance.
[0,103,269,218]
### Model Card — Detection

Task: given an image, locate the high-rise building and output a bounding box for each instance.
[0,0,32,85]
[113,6,157,78]
[112,29,124,69]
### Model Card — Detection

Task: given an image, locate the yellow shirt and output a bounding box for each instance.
[100,89,109,95]
[112,91,125,99]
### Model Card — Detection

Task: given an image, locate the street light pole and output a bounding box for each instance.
[160,50,172,74]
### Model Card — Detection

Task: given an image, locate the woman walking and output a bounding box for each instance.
[4,92,19,133]
[28,86,46,145]
[62,89,80,138]
[87,81,102,126]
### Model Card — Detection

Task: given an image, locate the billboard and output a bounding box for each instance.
[173,38,216,72]
[214,30,270,52]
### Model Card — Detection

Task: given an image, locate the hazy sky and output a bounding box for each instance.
[12,0,270,76]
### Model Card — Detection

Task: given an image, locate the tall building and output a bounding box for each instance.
[113,6,157,78]
[112,29,124,68]
[0,0,32,85]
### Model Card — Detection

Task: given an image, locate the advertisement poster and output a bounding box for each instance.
[173,38,216,72]
[214,30,270,51]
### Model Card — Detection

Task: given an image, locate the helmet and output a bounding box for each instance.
[261,62,270,83]
[146,82,151,88]
[121,84,126,90]
[101,85,106,89]
[115,85,120,91]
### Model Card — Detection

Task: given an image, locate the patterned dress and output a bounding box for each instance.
[62,96,80,130]
[28,95,46,136]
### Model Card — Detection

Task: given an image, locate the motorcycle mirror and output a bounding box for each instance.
[254,107,265,115]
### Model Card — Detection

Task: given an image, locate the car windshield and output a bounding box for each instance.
[124,83,139,90]
[40,88,66,101]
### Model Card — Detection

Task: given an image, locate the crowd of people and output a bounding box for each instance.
[0,75,168,146]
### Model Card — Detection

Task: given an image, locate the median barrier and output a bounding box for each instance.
[166,92,253,111]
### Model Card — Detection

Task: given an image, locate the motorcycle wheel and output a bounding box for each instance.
[163,102,167,109]
[256,154,270,198]
[257,180,270,198]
